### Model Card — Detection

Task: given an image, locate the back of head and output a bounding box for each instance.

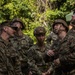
[33,26,46,36]
[11,18,25,30]
[0,20,10,29]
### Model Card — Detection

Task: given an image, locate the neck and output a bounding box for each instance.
[59,31,67,40]
[18,30,23,36]
[1,32,9,42]
[37,42,44,47]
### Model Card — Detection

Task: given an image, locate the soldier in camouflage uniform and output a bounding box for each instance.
[10,18,33,52]
[47,19,68,52]
[9,18,41,75]
[46,19,67,45]
[45,19,69,75]
[0,21,22,75]
[27,26,51,75]
[46,19,68,61]
[47,19,75,75]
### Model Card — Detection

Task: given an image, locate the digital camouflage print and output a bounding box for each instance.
[9,34,33,72]
[46,31,58,45]
[45,38,64,75]
[27,43,51,73]
[10,34,33,54]
[0,37,22,75]
[56,28,75,75]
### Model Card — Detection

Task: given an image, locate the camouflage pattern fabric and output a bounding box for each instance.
[10,34,33,54]
[46,31,58,45]
[46,38,64,75]
[55,28,75,75]
[0,37,22,75]
[10,35,43,75]
[27,43,51,73]
[47,39,62,62]
[0,46,14,75]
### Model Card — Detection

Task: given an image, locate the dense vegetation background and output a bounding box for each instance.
[0,0,75,40]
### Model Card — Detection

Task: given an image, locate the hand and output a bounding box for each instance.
[47,50,55,56]
[28,71,32,75]
[45,70,51,75]
[53,58,60,66]
[42,73,46,75]
[43,71,51,75]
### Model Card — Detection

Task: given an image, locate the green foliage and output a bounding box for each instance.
[0,0,75,41]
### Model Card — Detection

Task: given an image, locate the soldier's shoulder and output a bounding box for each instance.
[22,34,28,38]
[29,44,38,50]
[68,35,75,41]
[66,30,75,39]
[0,39,6,48]
[9,36,18,40]
[63,33,75,44]
[27,44,38,56]
[45,43,51,49]
[22,34,32,40]
[47,32,57,38]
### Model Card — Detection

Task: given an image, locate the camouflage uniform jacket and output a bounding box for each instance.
[47,39,62,62]
[0,37,22,75]
[27,43,51,73]
[10,34,33,55]
[47,29,75,75]
[47,39,66,75]
[9,34,33,61]
[9,35,42,75]
[0,38,13,75]
[57,28,75,75]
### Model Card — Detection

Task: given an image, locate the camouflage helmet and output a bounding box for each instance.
[0,20,18,31]
[70,19,75,25]
[0,20,10,27]
[52,19,68,32]
[34,26,46,36]
[11,18,25,30]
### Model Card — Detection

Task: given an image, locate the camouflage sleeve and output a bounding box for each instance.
[10,48,23,75]
[46,34,52,44]
[28,59,42,75]
[27,48,42,75]
[0,47,15,75]
[59,52,75,65]
[27,36,33,47]
[59,37,75,66]
[0,47,8,75]
[14,55,23,75]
